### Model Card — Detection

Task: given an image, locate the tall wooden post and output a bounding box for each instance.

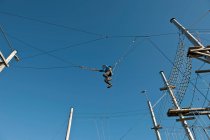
[147,100,162,140]
[142,90,162,140]
[160,71,195,140]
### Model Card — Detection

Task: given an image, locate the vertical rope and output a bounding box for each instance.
[94,119,101,140]
[190,74,199,107]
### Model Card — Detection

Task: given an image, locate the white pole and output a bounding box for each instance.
[142,90,162,140]
[148,101,162,140]
[160,71,195,140]
[65,108,74,140]
[170,18,204,48]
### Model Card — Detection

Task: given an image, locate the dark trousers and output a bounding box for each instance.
[103,73,112,86]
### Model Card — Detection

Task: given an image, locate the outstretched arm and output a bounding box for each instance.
[79,66,103,72]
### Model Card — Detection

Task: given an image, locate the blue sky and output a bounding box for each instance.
[0,0,210,140]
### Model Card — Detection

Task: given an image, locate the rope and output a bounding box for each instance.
[202,83,210,107]
[189,10,210,29]
[0,11,103,37]
[94,119,101,140]
[118,115,147,140]
[112,37,147,74]
[8,34,107,71]
[107,32,177,38]
[112,37,138,72]
[202,127,210,139]
[195,74,210,103]
[191,127,197,140]
[78,65,100,72]
[156,91,170,124]
[18,37,106,60]
[0,25,14,51]
[101,119,106,140]
[152,92,167,108]
[14,65,101,73]
[168,33,192,105]
[189,74,199,107]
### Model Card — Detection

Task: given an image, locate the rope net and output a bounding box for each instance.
[168,34,192,106]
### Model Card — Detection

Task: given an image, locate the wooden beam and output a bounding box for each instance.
[167,108,210,117]
[195,69,210,73]
[176,117,195,122]
[160,85,176,91]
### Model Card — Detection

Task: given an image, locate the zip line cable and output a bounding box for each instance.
[18,37,106,60]
[0,10,180,39]
[9,35,107,70]
[189,10,210,29]
[15,65,78,70]
[0,10,181,40]
[0,11,103,37]
[107,33,177,38]
[11,34,143,72]
[12,34,178,60]
[16,37,80,66]
[106,31,206,39]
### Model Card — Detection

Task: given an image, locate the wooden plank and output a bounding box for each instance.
[195,69,210,73]
[160,85,175,91]
[167,108,210,116]
[176,117,195,122]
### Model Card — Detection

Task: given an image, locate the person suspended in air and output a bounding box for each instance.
[79,64,113,88]
[99,65,113,88]
[93,65,113,88]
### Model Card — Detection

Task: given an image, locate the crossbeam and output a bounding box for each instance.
[167,107,210,117]
[195,69,210,73]
[171,18,210,64]
[160,85,176,91]
[176,117,195,122]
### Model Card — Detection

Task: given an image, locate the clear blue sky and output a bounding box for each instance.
[0,0,210,140]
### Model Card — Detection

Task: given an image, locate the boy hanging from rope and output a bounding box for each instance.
[80,65,113,88]
[100,65,113,88]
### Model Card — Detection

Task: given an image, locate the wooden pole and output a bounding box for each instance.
[147,100,162,140]
[160,71,195,140]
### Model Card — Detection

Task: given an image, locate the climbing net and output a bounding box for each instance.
[168,34,192,106]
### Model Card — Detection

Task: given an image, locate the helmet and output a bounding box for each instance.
[102,65,107,69]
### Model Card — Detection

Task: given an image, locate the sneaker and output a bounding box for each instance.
[107,85,112,88]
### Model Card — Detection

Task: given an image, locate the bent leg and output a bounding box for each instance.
[104,78,112,88]
[103,73,108,78]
